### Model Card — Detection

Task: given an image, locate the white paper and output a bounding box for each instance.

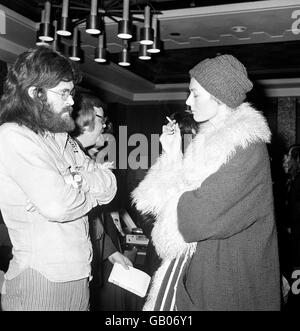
[108,263,151,298]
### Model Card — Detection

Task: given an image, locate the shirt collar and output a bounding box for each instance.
[43,131,69,153]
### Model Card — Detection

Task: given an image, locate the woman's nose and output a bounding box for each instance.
[186,94,191,106]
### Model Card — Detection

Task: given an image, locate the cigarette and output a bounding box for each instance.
[166,116,175,125]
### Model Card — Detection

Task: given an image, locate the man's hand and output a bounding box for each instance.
[108,251,133,269]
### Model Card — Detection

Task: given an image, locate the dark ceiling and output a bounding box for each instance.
[0,0,267,22]
[1,0,299,85]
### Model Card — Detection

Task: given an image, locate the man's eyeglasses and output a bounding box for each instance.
[48,89,76,101]
[95,114,107,126]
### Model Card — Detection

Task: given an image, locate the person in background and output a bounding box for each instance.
[73,94,110,158]
[73,93,132,310]
[0,46,117,311]
[283,144,300,252]
[282,144,300,310]
[132,54,281,311]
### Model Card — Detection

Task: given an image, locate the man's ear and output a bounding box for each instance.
[28,86,37,99]
[28,86,43,99]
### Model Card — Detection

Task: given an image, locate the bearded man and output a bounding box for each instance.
[0,46,118,311]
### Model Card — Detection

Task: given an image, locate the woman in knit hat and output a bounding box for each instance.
[132,54,281,311]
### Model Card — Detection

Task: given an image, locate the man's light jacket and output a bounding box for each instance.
[0,123,117,282]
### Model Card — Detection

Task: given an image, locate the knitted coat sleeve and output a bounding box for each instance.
[177,143,274,242]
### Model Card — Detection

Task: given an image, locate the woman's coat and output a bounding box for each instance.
[132,103,281,311]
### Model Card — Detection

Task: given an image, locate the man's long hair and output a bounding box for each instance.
[0,46,81,134]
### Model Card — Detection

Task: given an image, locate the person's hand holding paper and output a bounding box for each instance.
[108,263,151,298]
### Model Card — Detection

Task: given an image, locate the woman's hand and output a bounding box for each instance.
[160,121,182,157]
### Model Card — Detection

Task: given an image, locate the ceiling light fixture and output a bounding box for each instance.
[36,1,162,67]
[139,44,151,60]
[57,0,71,36]
[52,20,63,53]
[94,33,107,63]
[86,0,101,35]
[231,26,247,33]
[140,5,154,45]
[36,38,49,46]
[118,40,130,66]
[38,1,54,42]
[117,0,132,40]
[69,26,81,61]
[36,10,50,46]
[148,14,160,54]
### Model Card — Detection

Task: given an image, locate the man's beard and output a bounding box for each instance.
[40,102,75,133]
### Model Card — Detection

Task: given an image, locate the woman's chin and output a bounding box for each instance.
[192,114,204,123]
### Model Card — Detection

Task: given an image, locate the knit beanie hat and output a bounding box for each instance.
[189,54,253,109]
